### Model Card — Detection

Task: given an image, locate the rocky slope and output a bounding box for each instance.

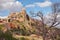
[0,9,42,36]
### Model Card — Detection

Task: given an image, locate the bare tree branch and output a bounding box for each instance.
[49,3,60,28]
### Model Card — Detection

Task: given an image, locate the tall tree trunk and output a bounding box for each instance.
[42,22,46,40]
[49,28,55,40]
[43,27,46,40]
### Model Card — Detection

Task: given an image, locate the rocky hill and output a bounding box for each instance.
[0,9,42,36]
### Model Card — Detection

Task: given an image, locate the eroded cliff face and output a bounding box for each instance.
[6,9,35,32]
[8,9,30,22]
[0,8,44,35]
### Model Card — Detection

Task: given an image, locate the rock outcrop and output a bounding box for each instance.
[1,9,43,35]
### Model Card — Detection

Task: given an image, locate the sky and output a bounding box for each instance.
[0,0,60,18]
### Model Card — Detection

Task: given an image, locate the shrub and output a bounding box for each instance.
[19,37,29,40]
[19,37,25,40]
[0,30,17,40]
[0,24,4,30]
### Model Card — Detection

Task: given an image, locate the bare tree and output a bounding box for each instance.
[49,3,60,28]
[30,11,47,40]
[48,3,60,40]
[30,3,60,40]
[37,11,46,40]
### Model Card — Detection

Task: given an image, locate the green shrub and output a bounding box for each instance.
[0,30,17,40]
[0,24,4,30]
[19,37,25,40]
[19,37,29,40]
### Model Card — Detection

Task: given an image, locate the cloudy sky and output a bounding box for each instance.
[0,0,60,17]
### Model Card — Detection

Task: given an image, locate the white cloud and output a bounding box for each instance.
[35,1,52,7]
[0,0,23,12]
[0,0,16,3]
[25,1,52,8]
[25,4,35,8]
[0,16,7,19]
